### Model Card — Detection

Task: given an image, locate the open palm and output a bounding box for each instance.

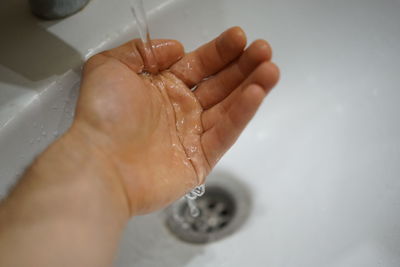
[74,27,279,214]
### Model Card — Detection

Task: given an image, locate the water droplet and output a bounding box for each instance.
[36,137,41,142]
[189,146,197,153]
[186,198,200,217]
[53,131,59,137]
[42,131,47,136]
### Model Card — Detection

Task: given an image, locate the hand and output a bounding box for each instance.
[72,27,279,215]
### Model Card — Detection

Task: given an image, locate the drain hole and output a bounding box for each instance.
[219,222,228,228]
[220,209,229,216]
[208,202,216,209]
[165,175,251,244]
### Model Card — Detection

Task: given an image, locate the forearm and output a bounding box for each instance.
[0,124,129,267]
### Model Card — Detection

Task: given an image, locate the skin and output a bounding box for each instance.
[0,27,279,266]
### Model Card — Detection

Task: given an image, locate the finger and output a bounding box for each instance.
[170,26,247,87]
[201,84,266,167]
[202,61,279,130]
[85,39,184,73]
[194,39,272,109]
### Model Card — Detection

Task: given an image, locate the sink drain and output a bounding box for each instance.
[165,171,251,244]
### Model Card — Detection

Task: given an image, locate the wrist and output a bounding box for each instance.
[5,122,131,226]
[0,123,131,266]
[59,122,132,222]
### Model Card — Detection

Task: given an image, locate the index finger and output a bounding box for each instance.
[170,27,247,88]
[85,39,184,74]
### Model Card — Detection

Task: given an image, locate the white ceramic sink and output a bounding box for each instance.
[1,0,400,266]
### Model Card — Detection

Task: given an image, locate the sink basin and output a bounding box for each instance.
[1,0,400,266]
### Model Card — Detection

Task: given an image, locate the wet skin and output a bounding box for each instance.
[77,26,280,214]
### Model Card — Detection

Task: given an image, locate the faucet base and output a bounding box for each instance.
[29,0,90,20]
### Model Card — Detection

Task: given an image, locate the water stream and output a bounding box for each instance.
[130,0,159,73]
[130,0,205,217]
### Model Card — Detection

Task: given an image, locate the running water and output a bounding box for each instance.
[130,0,159,73]
[130,0,206,217]
[185,184,205,217]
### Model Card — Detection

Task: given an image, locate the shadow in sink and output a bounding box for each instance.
[115,212,204,267]
[0,0,82,86]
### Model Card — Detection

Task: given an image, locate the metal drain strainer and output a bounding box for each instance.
[165,172,251,244]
